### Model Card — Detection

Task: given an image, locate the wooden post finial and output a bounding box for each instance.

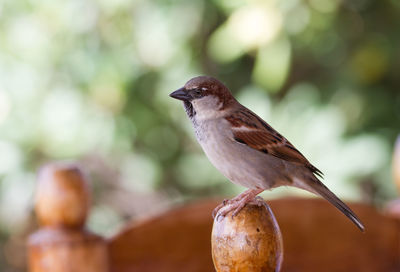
[211,202,283,272]
[28,162,109,272]
[35,162,90,228]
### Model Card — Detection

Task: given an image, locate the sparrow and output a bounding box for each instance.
[170,76,364,231]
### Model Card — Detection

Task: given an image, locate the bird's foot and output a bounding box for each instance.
[252,196,270,210]
[212,199,231,219]
[213,188,264,220]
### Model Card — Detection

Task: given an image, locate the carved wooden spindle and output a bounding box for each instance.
[211,202,283,272]
[27,163,109,272]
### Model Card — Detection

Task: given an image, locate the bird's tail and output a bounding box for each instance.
[295,176,365,232]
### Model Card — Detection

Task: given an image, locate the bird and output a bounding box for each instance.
[170,76,365,231]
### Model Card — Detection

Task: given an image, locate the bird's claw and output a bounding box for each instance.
[253,196,269,210]
[212,198,231,219]
[213,195,269,220]
[212,189,266,220]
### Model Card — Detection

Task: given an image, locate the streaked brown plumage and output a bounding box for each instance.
[170,76,365,231]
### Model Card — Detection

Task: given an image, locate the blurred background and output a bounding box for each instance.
[1,0,400,270]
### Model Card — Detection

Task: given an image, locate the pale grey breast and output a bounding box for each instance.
[193,117,289,189]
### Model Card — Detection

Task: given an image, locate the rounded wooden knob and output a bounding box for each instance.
[211,203,283,272]
[35,162,90,228]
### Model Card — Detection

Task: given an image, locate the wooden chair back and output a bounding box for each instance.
[28,137,400,271]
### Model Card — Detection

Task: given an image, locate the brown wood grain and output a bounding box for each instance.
[28,163,109,272]
[273,198,400,272]
[35,163,90,228]
[28,228,109,272]
[108,198,400,272]
[28,162,400,272]
[212,203,283,272]
[108,199,217,272]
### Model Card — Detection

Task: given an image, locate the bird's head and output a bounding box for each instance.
[169,76,235,118]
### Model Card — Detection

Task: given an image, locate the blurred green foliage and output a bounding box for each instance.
[0,0,400,270]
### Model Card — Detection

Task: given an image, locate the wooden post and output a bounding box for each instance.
[27,162,109,272]
[211,202,283,272]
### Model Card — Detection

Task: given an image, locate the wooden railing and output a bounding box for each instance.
[27,138,400,271]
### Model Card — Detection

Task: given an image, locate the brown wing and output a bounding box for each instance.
[226,110,323,178]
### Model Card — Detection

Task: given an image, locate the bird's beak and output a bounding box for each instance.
[169,87,190,101]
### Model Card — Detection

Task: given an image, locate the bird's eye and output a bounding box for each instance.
[193,89,202,97]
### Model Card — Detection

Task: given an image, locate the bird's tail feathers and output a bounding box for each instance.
[294,176,365,232]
